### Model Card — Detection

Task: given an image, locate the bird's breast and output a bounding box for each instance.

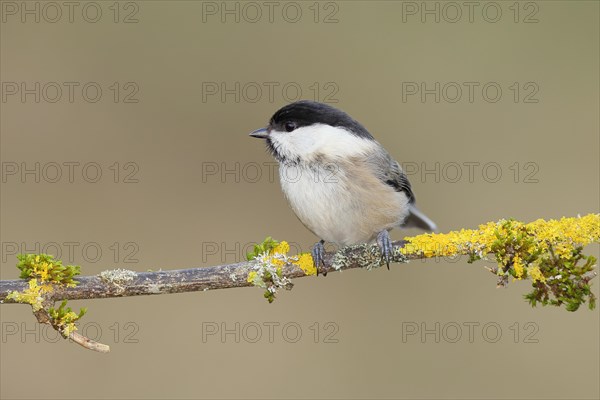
[278,161,409,246]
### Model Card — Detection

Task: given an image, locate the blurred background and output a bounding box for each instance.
[1,1,598,399]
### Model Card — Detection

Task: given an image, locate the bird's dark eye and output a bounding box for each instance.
[284,121,297,132]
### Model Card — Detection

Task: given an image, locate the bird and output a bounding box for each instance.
[250,100,436,273]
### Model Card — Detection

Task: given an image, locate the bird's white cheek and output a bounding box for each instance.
[271,131,317,157]
[270,125,378,163]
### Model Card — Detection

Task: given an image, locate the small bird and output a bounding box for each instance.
[250,100,436,272]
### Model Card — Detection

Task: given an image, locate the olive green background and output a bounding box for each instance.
[1,1,598,399]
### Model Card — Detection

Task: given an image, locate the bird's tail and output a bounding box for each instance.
[403,205,437,232]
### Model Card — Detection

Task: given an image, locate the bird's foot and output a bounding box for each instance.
[311,240,327,276]
[376,230,393,269]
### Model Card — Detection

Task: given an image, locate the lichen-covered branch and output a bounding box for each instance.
[0,243,412,303]
[1,214,598,353]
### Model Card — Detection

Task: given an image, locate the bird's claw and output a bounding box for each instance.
[311,240,327,276]
[377,230,393,269]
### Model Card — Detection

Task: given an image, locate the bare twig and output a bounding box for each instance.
[31,306,110,352]
[69,331,110,353]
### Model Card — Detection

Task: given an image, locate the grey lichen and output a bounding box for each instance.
[392,247,409,264]
[332,244,408,271]
[100,269,137,293]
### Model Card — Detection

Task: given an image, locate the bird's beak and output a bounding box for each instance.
[249,127,268,139]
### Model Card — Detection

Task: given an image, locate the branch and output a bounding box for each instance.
[1,214,598,353]
[0,243,414,353]
[0,242,414,302]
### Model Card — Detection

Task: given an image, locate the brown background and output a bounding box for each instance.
[1,1,598,399]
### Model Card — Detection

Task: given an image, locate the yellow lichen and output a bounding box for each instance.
[247,271,258,283]
[528,214,600,258]
[294,253,317,276]
[513,254,525,279]
[400,214,598,310]
[247,215,598,309]
[271,241,290,255]
[6,279,52,311]
[528,266,546,283]
[269,241,289,267]
[401,214,599,261]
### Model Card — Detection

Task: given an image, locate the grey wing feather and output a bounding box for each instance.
[366,149,437,232]
[384,160,416,204]
[367,150,415,203]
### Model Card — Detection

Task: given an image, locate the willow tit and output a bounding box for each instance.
[250,100,436,272]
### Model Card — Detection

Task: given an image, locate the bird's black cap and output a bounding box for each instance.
[268,100,374,139]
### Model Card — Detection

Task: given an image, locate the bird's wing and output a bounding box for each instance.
[365,147,437,231]
[366,149,415,204]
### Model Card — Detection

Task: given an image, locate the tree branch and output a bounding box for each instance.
[1,214,598,353]
[0,241,413,302]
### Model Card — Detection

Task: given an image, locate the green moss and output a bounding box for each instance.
[246,237,280,261]
[49,300,87,337]
[523,246,597,311]
[7,253,87,336]
[485,219,597,311]
[16,253,81,286]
